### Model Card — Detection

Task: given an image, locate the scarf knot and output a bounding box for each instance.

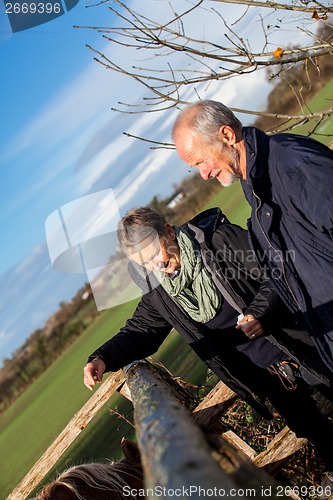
[155,226,222,322]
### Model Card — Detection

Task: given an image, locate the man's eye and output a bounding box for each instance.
[194,161,203,168]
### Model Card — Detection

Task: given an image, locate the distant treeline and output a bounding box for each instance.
[0,286,98,413]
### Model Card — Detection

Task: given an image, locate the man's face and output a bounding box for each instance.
[175,129,242,187]
[127,226,181,275]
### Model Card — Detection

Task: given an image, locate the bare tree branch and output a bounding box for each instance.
[207,0,331,13]
[76,0,333,142]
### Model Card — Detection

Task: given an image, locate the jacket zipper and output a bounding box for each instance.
[251,190,310,368]
[252,189,301,311]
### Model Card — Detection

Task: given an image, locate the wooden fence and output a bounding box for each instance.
[7,359,333,499]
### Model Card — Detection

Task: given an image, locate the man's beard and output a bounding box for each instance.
[218,146,242,187]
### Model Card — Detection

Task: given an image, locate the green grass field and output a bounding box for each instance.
[2,80,333,499]
[205,182,251,228]
[0,300,208,499]
[283,78,333,141]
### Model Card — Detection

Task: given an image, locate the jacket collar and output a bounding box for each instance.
[186,207,227,244]
[243,126,272,200]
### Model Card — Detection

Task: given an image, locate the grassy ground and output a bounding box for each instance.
[283,78,333,141]
[204,181,251,229]
[0,301,133,497]
[0,300,208,499]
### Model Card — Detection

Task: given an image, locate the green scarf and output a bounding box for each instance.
[155,226,222,323]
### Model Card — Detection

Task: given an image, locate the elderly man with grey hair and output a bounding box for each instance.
[172,100,333,382]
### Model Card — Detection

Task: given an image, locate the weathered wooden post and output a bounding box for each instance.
[124,360,288,500]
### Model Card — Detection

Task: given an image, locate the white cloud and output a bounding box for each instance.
[1,48,137,165]
[77,134,132,193]
[14,244,45,277]
[115,147,176,208]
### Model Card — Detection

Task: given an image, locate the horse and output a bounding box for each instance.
[33,438,145,500]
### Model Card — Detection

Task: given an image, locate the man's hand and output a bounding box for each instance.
[83,357,106,391]
[236,314,264,340]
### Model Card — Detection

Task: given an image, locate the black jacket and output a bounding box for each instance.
[88,208,330,418]
[241,126,333,372]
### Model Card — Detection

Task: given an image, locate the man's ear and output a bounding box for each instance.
[218,125,237,146]
[165,224,175,239]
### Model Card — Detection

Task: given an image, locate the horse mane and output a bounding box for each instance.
[33,439,144,500]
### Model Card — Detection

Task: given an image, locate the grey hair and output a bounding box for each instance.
[172,100,243,144]
[117,207,168,254]
[34,460,143,500]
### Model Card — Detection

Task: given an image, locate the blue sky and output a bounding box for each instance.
[1,2,104,273]
[0,0,208,361]
[0,0,318,362]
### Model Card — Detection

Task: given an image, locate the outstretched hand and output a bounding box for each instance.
[236,314,264,340]
[83,357,106,391]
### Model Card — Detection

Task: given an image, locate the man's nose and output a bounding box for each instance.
[198,166,211,181]
[151,259,163,271]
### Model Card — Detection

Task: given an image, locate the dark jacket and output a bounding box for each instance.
[241,126,333,372]
[89,208,326,418]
